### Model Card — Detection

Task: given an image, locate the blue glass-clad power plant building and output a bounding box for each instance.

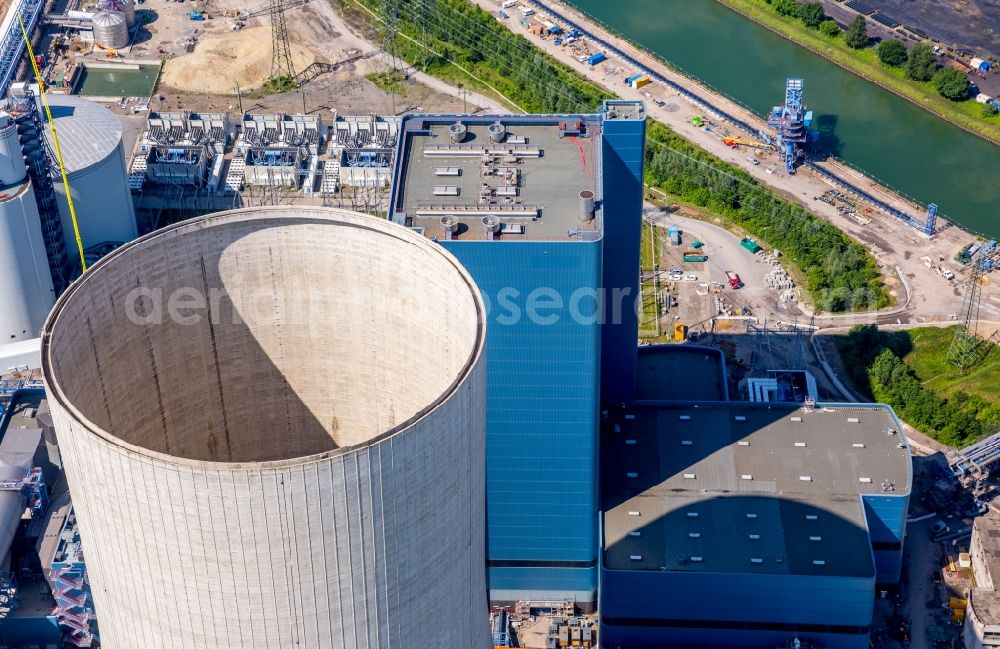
[389,102,910,646]
[390,101,647,608]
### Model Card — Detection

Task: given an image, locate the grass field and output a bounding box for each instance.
[837,325,1000,445]
[902,326,1000,403]
[715,0,1000,146]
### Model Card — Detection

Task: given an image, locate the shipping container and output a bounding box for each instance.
[740,237,762,254]
[683,254,707,263]
[625,74,643,85]
[632,76,650,89]
[588,52,607,66]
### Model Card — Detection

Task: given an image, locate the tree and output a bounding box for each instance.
[819,19,840,37]
[844,15,868,49]
[799,2,825,28]
[933,67,970,100]
[818,19,840,37]
[772,0,799,17]
[906,42,938,81]
[876,39,907,67]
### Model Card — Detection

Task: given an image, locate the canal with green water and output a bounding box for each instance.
[567,0,1000,239]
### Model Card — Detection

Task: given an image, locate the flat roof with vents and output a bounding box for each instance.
[388,110,636,241]
[602,403,911,576]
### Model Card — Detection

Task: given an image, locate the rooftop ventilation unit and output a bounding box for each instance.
[440,216,458,241]
[448,121,467,143]
[488,121,507,144]
[482,215,501,240]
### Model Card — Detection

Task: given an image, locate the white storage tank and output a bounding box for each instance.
[91,11,129,49]
[40,94,136,268]
[0,111,54,342]
[97,0,136,27]
[42,206,491,649]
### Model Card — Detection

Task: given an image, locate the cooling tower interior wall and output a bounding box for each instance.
[42,207,491,649]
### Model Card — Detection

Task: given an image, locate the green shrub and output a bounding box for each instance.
[772,0,799,17]
[818,19,840,37]
[933,67,970,100]
[876,39,907,67]
[799,2,825,28]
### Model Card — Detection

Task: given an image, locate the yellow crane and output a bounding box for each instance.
[723,136,773,150]
[17,15,87,274]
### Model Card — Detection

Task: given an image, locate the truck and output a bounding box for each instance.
[725,271,743,289]
[938,267,956,281]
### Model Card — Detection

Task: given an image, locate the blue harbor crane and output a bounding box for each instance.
[767,78,811,174]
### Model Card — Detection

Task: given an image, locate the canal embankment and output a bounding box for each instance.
[714,0,1000,147]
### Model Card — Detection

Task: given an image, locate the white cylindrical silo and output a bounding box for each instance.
[41,94,136,267]
[42,207,490,649]
[0,112,55,342]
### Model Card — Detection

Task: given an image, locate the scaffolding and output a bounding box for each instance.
[10,90,70,291]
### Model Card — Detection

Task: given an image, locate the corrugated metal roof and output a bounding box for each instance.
[42,94,122,175]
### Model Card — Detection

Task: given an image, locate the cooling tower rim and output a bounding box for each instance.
[41,206,487,471]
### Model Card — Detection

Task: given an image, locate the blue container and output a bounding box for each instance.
[588,52,607,66]
[625,74,642,84]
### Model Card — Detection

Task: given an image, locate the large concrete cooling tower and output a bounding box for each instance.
[41,207,490,649]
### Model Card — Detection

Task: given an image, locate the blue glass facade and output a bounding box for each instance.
[599,102,646,405]
[439,240,603,604]
[390,102,647,607]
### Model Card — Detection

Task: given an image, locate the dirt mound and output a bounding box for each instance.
[160,26,317,93]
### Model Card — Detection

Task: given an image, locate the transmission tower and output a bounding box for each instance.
[947,246,989,371]
[381,0,402,72]
[242,0,312,81]
[270,0,295,78]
